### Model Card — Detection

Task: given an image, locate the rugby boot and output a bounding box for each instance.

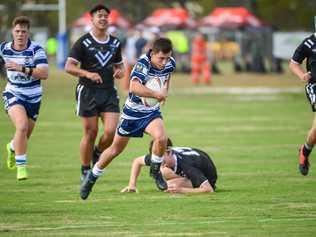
[6,143,15,170]
[80,171,97,200]
[17,166,28,180]
[150,162,167,191]
[299,145,310,176]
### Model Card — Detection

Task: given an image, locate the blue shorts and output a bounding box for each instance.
[2,91,41,121]
[117,111,162,137]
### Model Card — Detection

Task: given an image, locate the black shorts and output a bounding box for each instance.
[75,84,120,117]
[305,83,316,112]
[193,149,217,190]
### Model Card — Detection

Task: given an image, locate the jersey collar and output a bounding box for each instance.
[11,39,31,52]
[89,31,110,44]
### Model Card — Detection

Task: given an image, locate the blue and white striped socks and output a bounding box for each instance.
[15,154,27,166]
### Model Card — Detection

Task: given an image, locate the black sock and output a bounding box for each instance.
[81,165,91,174]
[303,143,313,157]
[94,147,101,156]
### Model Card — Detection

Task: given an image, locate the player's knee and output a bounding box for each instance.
[16,122,29,134]
[83,127,98,140]
[103,128,116,140]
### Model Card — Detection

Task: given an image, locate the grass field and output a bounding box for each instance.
[0,66,316,237]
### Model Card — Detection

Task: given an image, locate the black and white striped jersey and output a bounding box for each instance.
[145,147,217,189]
[68,32,123,89]
[292,33,316,83]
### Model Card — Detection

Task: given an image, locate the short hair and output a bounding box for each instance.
[12,16,31,29]
[90,4,110,16]
[152,38,173,54]
[148,138,173,154]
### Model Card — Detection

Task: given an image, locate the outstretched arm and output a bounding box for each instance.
[121,156,146,193]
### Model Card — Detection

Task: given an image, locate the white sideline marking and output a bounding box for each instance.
[172,87,301,95]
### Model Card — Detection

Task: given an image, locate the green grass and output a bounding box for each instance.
[0,67,315,237]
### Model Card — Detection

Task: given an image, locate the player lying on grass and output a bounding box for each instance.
[121,138,218,193]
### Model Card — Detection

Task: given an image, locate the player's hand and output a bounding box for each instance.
[301,72,312,82]
[86,71,103,84]
[120,186,138,193]
[5,61,23,72]
[155,86,168,102]
[113,68,124,80]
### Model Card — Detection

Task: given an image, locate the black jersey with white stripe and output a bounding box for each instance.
[68,32,123,89]
[292,33,316,83]
[145,147,217,189]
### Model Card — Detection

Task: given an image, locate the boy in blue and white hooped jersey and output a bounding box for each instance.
[1,16,48,180]
[80,38,176,200]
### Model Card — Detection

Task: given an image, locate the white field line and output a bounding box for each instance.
[2,216,316,232]
[171,87,301,95]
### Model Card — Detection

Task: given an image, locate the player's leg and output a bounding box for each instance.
[80,116,98,180]
[202,61,211,84]
[80,134,130,200]
[167,177,193,189]
[299,114,316,175]
[7,105,30,180]
[300,83,316,175]
[93,112,119,165]
[145,118,168,190]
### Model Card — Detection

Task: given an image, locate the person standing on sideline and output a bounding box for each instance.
[1,16,49,180]
[289,29,316,176]
[121,138,217,193]
[64,4,124,182]
[191,32,211,85]
[80,38,176,200]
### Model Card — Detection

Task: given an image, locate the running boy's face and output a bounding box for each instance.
[91,9,109,31]
[150,51,172,70]
[12,24,29,47]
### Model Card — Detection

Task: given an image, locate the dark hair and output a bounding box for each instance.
[90,4,110,16]
[152,38,173,54]
[12,16,31,29]
[149,138,173,154]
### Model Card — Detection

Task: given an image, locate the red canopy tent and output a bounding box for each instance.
[200,7,262,28]
[72,9,130,28]
[143,8,196,28]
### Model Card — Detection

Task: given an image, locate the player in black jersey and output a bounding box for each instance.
[64,4,124,182]
[121,138,217,193]
[289,30,316,176]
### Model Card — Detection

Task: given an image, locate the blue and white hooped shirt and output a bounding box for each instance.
[122,50,176,120]
[0,40,48,103]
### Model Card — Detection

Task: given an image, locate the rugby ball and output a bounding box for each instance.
[141,77,162,107]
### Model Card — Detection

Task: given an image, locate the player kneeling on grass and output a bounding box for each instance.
[121,138,217,193]
[80,37,176,200]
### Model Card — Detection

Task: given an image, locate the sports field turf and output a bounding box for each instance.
[0,66,315,237]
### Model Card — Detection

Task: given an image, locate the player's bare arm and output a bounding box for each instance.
[5,60,48,80]
[121,156,146,193]
[130,78,167,101]
[289,60,311,82]
[113,63,125,79]
[64,58,102,83]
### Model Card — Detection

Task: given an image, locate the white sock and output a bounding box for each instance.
[10,140,14,151]
[15,154,27,166]
[151,153,163,163]
[92,165,105,177]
